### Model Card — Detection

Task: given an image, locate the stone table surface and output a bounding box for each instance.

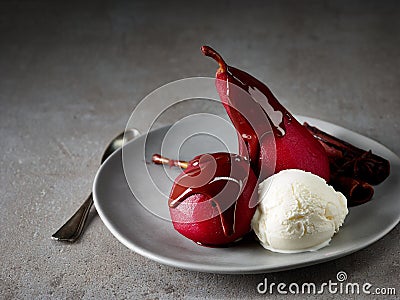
[1,1,399,299]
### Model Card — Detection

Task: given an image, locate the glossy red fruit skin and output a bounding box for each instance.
[258,113,331,181]
[168,153,258,246]
[203,46,330,182]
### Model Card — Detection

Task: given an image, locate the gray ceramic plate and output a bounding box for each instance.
[93,116,400,274]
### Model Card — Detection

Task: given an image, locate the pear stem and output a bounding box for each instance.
[201,45,227,73]
[152,154,189,169]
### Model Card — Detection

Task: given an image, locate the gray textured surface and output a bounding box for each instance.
[1,0,399,299]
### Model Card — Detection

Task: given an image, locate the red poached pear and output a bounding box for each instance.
[201,46,330,182]
[153,153,258,246]
[150,47,390,247]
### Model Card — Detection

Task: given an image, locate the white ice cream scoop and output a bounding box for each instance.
[251,169,348,253]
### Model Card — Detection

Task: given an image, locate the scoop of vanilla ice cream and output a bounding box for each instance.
[251,169,348,253]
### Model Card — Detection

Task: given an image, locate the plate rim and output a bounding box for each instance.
[93,115,400,274]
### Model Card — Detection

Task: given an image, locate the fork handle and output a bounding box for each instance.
[51,194,94,242]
